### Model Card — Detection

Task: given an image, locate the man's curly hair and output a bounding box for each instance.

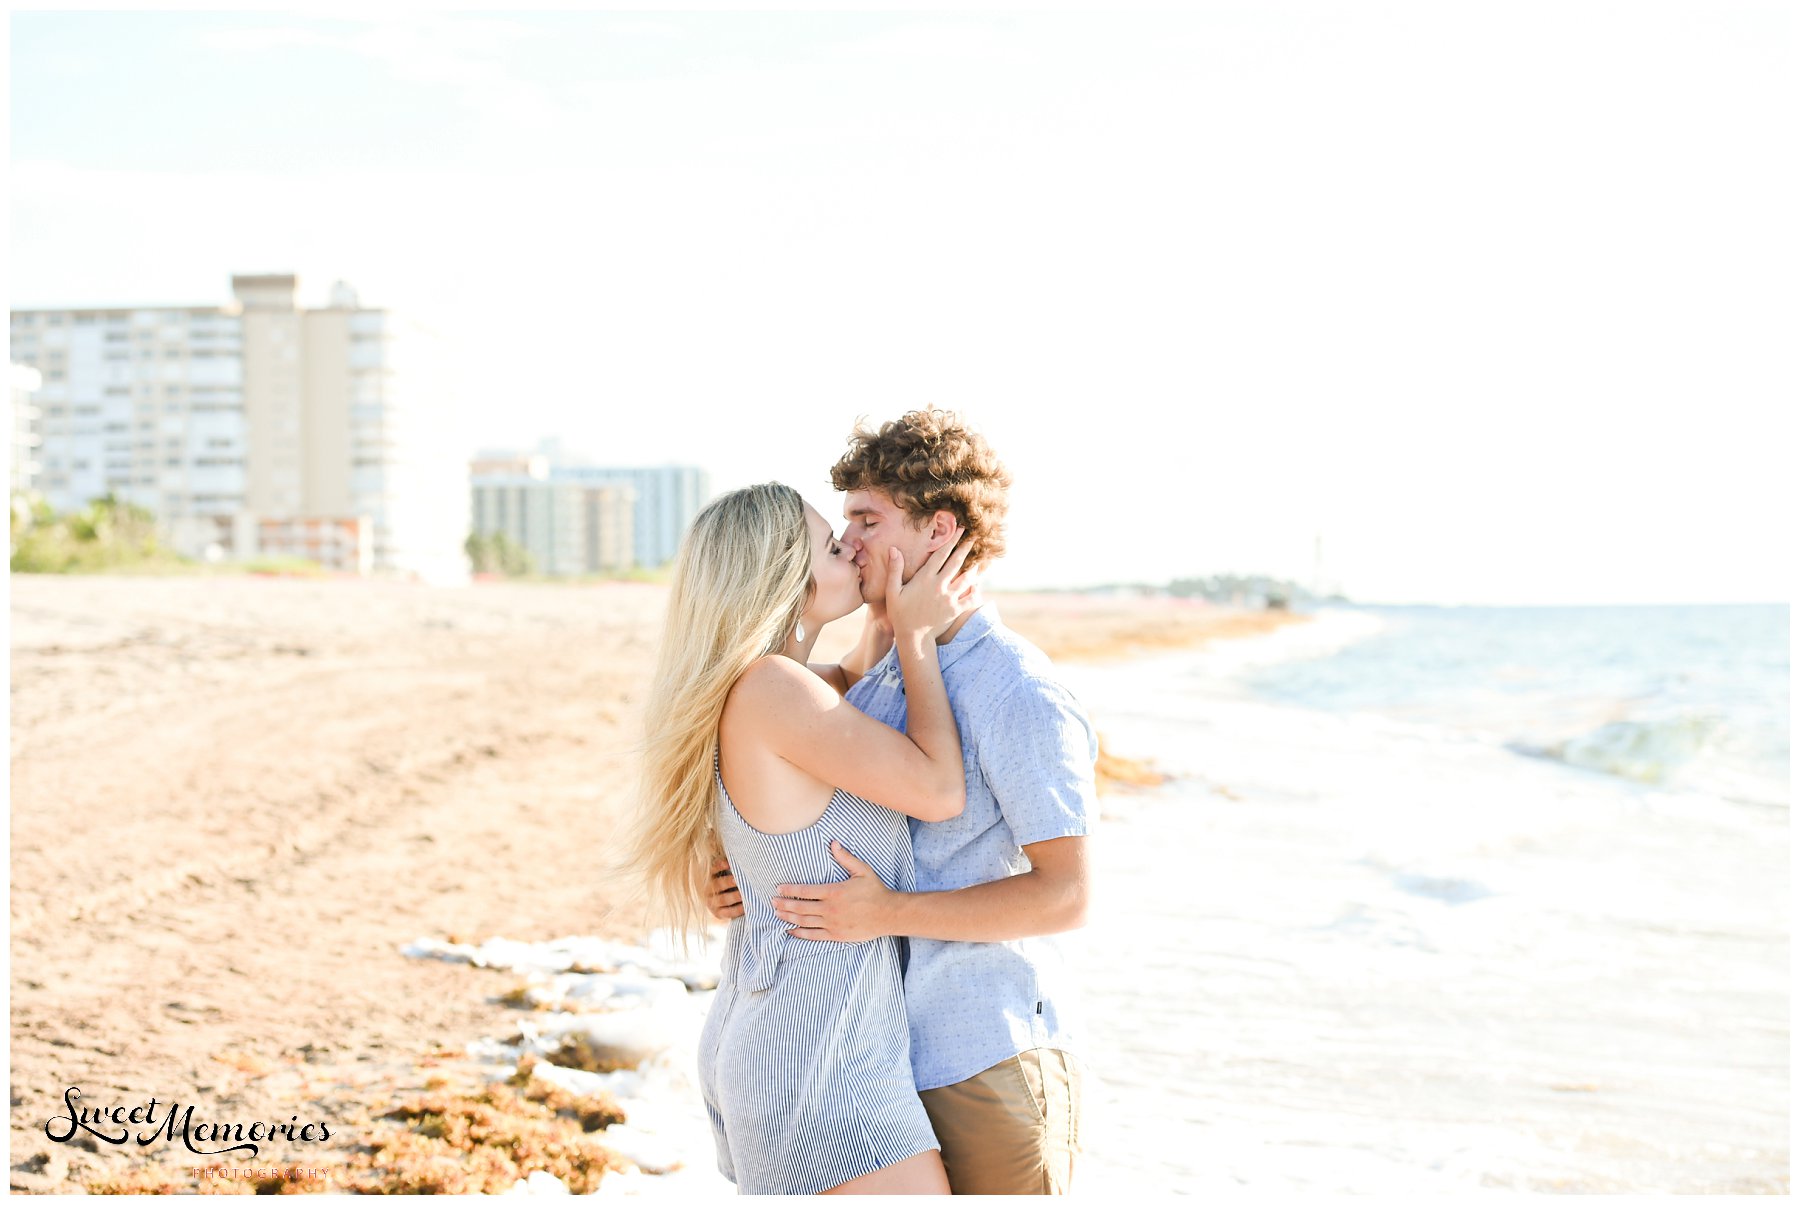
[829,409,1012,567]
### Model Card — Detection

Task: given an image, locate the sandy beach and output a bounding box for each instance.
[7,573,1295,1193]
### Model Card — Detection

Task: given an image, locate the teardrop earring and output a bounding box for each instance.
[795,619,807,642]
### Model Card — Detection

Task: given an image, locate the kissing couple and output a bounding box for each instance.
[621,409,1096,1194]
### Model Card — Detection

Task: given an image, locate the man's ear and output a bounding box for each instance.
[926,510,958,549]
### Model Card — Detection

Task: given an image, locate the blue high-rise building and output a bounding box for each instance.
[549,464,710,570]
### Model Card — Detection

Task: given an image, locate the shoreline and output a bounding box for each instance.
[1059,632,1787,1194]
[8,574,1295,1194]
[14,575,1781,1192]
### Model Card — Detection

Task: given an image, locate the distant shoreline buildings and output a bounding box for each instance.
[9,275,468,582]
[468,450,708,578]
[11,363,43,498]
[1055,573,1340,609]
[9,275,713,583]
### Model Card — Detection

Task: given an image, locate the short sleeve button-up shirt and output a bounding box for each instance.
[846,601,1097,1092]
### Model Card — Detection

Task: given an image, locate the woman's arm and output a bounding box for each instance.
[885,547,963,811]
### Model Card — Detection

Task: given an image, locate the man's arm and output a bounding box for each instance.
[772,834,1087,943]
[805,603,894,696]
[895,834,1088,939]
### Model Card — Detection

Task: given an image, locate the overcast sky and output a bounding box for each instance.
[10,6,1795,603]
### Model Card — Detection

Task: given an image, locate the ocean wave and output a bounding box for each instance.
[1532,712,1723,785]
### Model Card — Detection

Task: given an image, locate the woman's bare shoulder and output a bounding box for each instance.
[731,654,833,712]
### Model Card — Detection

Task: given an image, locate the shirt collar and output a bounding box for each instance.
[871,601,999,684]
[936,600,999,672]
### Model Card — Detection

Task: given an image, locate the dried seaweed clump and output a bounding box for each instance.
[1032,606,1306,663]
[1095,734,1169,796]
[355,1074,634,1194]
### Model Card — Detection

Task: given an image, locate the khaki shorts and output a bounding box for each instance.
[917,1048,1084,1195]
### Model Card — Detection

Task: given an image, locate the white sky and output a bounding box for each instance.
[8,6,1796,604]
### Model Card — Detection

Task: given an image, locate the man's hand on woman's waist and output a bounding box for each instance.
[774,835,1089,944]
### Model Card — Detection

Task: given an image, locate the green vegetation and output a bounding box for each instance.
[9,496,673,585]
[237,556,328,577]
[9,493,193,574]
[556,563,670,585]
[499,564,673,586]
[464,530,536,577]
[10,495,331,578]
[464,530,672,585]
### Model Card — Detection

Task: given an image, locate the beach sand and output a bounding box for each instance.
[7,573,1295,1193]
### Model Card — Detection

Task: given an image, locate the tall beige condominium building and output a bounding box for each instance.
[235,274,306,518]
[582,485,636,574]
[7,275,469,582]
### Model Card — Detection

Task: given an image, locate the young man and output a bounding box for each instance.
[708,409,1097,1194]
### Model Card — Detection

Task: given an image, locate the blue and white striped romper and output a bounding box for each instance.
[698,750,940,1195]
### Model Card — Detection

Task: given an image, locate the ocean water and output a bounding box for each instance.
[1231,601,1778,806]
[1055,603,1789,1193]
[1239,604,1789,809]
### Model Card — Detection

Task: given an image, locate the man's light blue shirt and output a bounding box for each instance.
[846,601,1097,1093]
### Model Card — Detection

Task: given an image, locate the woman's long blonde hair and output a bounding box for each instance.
[618,481,815,945]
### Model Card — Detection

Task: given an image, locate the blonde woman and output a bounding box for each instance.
[621,481,977,1195]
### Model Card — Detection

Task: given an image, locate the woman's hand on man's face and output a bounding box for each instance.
[887,527,977,645]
